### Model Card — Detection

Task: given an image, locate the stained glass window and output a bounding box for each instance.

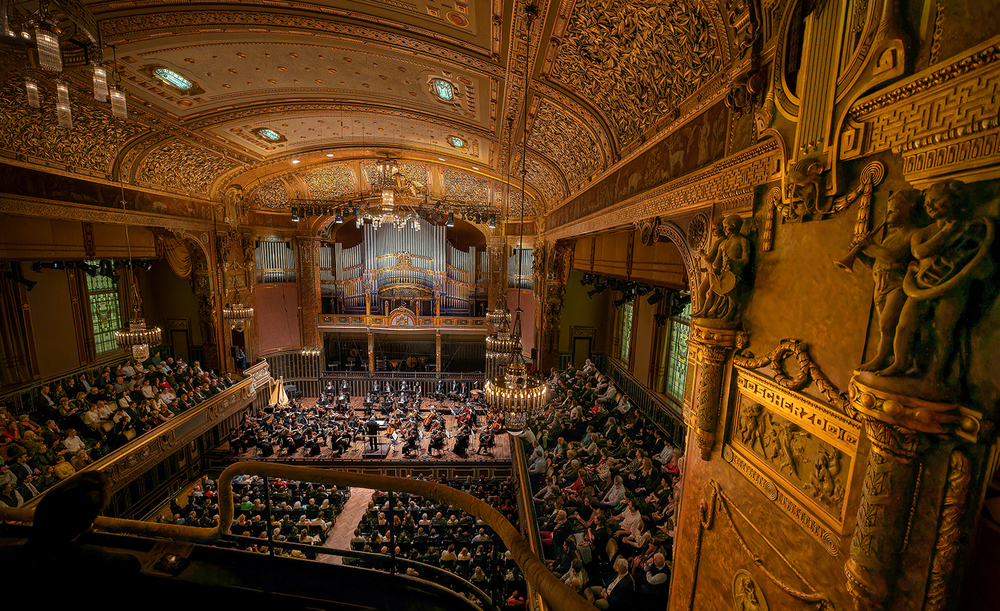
[257,128,281,141]
[85,261,123,355]
[433,78,454,101]
[449,136,465,148]
[153,68,193,90]
[662,301,692,401]
[619,301,634,362]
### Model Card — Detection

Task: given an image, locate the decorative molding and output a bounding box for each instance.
[97,7,500,68]
[845,38,1000,186]
[0,193,214,231]
[723,447,843,558]
[546,139,781,240]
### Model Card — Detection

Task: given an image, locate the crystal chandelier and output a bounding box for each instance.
[116,286,162,362]
[485,4,546,435]
[486,309,520,380]
[223,302,254,332]
[113,175,160,361]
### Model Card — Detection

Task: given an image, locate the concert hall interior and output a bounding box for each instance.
[2,1,1000,610]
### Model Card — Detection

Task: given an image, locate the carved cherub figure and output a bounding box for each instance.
[879,180,995,385]
[692,215,751,323]
[855,189,924,372]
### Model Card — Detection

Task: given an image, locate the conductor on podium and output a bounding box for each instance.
[366,415,380,451]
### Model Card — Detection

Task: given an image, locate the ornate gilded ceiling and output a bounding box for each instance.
[0,0,734,218]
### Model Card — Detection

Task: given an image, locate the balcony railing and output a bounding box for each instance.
[22,361,270,506]
[319,314,488,331]
[0,461,595,611]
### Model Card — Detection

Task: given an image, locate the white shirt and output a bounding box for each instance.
[63,435,85,453]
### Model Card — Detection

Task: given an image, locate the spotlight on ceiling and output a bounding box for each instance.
[291,207,300,222]
[291,159,300,164]
[488,214,496,229]
[613,296,629,309]
[335,209,343,223]
[646,289,664,305]
[446,212,454,227]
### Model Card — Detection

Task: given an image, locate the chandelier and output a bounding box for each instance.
[115,269,161,362]
[364,156,419,230]
[223,302,254,332]
[484,4,547,435]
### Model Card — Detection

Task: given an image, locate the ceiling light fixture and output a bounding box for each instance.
[93,65,108,101]
[291,159,300,164]
[485,4,547,435]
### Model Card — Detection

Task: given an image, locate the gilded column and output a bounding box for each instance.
[845,374,982,611]
[367,331,375,372]
[844,420,925,611]
[297,237,321,350]
[435,331,442,372]
[685,325,737,460]
[486,235,507,323]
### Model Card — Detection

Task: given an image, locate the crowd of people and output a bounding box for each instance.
[349,478,528,609]
[0,352,237,508]
[156,474,349,560]
[519,360,683,611]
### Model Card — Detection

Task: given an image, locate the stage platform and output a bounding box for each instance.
[229,397,511,462]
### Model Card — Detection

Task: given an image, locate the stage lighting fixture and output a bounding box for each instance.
[488,214,496,229]
[77,262,100,277]
[291,207,300,222]
[654,313,669,326]
[335,209,343,223]
[5,263,37,291]
[99,260,118,280]
[446,212,455,227]
[635,284,653,297]
[646,289,664,305]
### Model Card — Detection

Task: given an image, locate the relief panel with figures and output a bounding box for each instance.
[728,367,863,533]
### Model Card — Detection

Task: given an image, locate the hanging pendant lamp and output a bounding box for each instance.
[484,4,547,434]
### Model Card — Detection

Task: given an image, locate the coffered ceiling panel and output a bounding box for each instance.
[117,35,489,127]
[211,112,486,162]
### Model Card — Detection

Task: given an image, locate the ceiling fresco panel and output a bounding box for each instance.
[551,0,722,146]
[527,98,604,189]
[135,139,241,196]
[0,76,148,179]
[114,36,489,127]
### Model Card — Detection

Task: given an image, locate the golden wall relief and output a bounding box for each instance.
[728,367,863,536]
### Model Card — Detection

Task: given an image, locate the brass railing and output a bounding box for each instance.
[513,435,550,611]
[0,461,595,611]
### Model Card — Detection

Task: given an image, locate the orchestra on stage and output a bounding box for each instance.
[229,377,505,460]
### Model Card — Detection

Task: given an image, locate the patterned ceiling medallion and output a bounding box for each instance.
[153,67,194,90]
[255,128,285,143]
[432,78,455,101]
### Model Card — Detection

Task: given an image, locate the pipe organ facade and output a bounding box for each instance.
[319,218,488,317]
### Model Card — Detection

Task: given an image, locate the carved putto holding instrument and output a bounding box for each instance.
[851,179,996,401]
[692,214,753,328]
